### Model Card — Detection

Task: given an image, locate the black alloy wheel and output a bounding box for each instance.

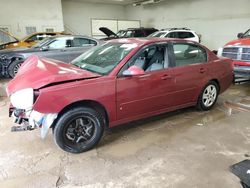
[53,107,104,153]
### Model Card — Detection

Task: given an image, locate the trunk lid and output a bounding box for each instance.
[99,27,118,38]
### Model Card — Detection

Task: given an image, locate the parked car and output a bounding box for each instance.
[148,28,201,43]
[7,38,233,153]
[0,31,66,50]
[217,29,250,81]
[99,27,158,40]
[0,35,100,78]
[0,29,19,49]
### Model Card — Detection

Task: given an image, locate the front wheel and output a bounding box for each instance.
[8,60,23,78]
[53,107,104,153]
[197,81,219,111]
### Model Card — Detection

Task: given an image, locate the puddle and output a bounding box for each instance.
[223,101,250,113]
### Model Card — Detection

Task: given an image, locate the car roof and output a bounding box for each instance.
[107,37,198,46]
[127,28,157,30]
[158,30,195,33]
[46,35,99,40]
[22,32,65,40]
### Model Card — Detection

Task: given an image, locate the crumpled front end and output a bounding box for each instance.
[9,88,57,139]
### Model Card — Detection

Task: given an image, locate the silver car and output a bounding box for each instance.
[0,35,100,78]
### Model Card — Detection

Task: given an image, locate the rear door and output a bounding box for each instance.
[116,43,175,120]
[169,42,209,106]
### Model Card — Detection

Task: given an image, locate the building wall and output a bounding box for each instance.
[125,0,250,50]
[0,0,249,50]
[0,0,64,38]
[62,0,126,36]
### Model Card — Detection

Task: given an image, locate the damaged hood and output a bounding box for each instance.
[7,56,101,95]
[226,38,250,46]
[99,27,118,38]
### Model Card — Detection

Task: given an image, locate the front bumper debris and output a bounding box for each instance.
[10,108,57,139]
[11,123,34,132]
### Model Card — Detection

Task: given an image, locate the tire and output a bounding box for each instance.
[196,81,219,111]
[53,107,104,153]
[8,60,23,78]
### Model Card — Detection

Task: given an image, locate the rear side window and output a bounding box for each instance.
[173,43,207,67]
[166,32,195,39]
[177,32,195,38]
[73,38,97,47]
[166,32,178,38]
[89,40,97,45]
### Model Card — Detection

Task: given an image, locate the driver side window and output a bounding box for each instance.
[130,45,167,72]
[48,38,72,49]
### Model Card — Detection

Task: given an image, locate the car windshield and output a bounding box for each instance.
[116,30,126,37]
[71,43,137,75]
[148,31,166,38]
[116,30,134,38]
[243,29,250,38]
[32,38,53,48]
[0,30,18,45]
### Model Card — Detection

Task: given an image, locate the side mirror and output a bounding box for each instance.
[122,65,145,77]
[237,33,244,38]
[41,46,49,51]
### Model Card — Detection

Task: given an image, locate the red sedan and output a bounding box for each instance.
[7,38,233,153]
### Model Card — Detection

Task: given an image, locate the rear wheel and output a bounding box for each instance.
[8,60,23,78]
[53,107,104,153]
[197,81,219,111]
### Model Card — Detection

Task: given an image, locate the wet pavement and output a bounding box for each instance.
[0,80,249,188]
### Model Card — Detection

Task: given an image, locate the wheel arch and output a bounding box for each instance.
[210,78,220,93]
[196,79,220,111]
[53,100,109,128]
[7,57,25,77]
[196,78,221,103]
[7,56,25,67]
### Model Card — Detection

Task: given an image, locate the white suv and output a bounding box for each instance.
[148,28,201,43]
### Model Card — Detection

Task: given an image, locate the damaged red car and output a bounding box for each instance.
[7,38,233,153]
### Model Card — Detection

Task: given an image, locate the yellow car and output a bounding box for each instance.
[0,30,65,50]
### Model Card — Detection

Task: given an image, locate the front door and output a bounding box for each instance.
[40,37,73,63]
[116,44,175,120]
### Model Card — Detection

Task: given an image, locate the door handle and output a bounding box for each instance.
[199,68,206,73]
[161,74,172,80]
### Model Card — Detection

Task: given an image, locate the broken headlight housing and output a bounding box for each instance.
[10,88,34,110]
